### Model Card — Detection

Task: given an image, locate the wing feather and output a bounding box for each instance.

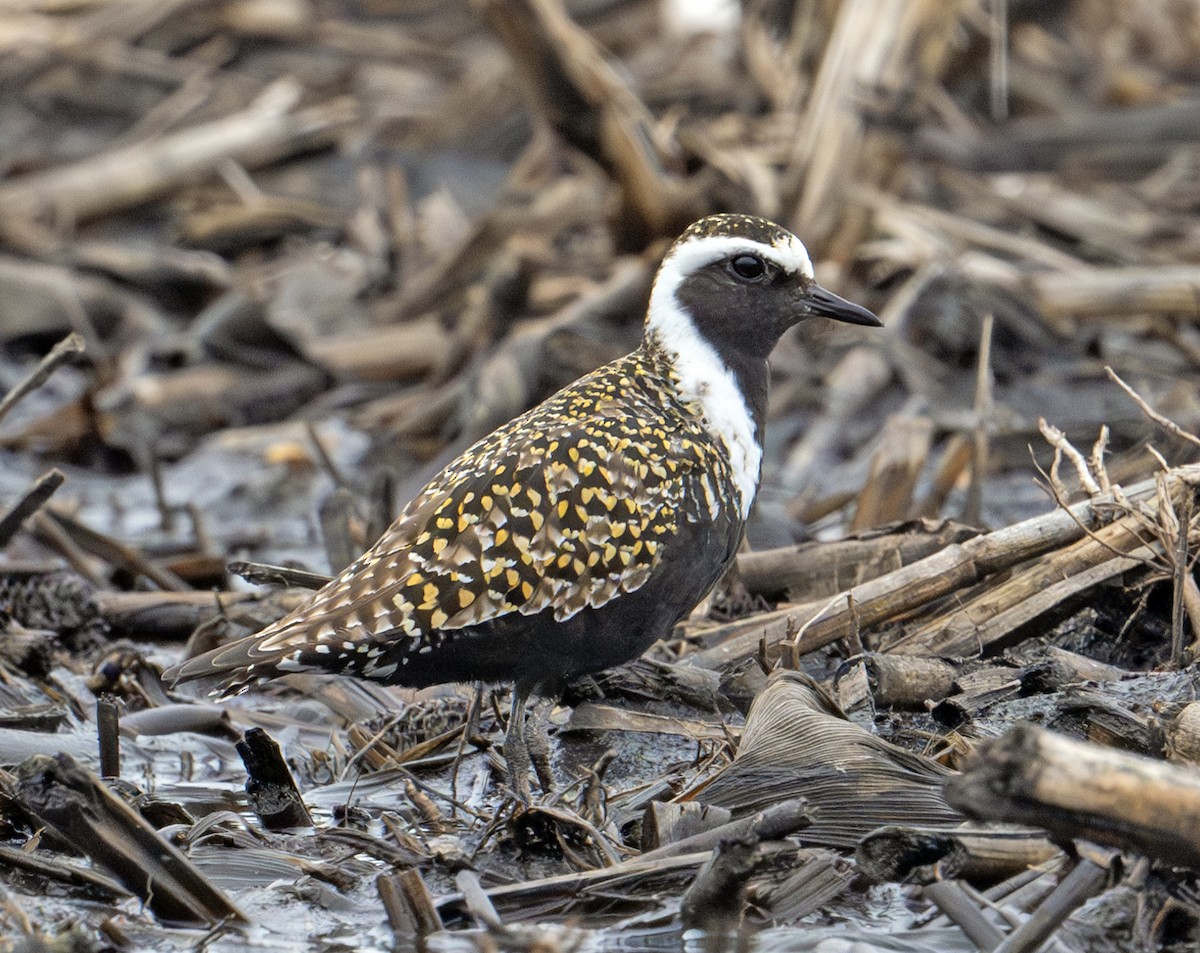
[165,355,731,686]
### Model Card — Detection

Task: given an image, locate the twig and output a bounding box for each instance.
[967,313,995,526]
[842,591,864,657]
[0,82,356,223]
[923,879,1005,950]
[1106,366,1200,451]
[790,590,851,652]
[992,857,1110,953]
[0,333,85,426]
[339,712,407,779]
[306,421,348,489]
[227,560,332,590]
[1089,426,1112,494]
[144,442,175,534]
[989,0,1009,122]
[390,764,492,822]
[40,508,189,592]
[450,684,484,815]
[456,869,508,933]
[1034,425,1199,654]
[30,512,106,587]
[1038,419,1101,496]
[97,695,122,779]
[0,469,65,549]
[580,748,616,825]
[1171,488,1194,667]
[1029,452,1158,569]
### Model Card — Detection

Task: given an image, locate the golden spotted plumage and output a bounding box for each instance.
[164,213,879,723]
[246,341,736,681]
[677,213,798,247]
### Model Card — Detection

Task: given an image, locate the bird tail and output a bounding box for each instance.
[161,618,312,696]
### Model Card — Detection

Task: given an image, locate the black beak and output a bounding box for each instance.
[805,284,881,327]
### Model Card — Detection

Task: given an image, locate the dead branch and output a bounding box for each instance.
[0,81,356,223]
[476,0,695,244]
[947,724,1200,869]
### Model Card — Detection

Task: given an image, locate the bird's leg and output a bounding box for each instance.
[526,699,554,794]
[504,691,533,803]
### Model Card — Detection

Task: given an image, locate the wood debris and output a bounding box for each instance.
[0,0,1199,950]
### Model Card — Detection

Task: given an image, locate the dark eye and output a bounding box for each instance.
[729,254,767,281]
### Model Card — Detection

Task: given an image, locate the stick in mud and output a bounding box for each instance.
[236,727,314,829]
[14,753,245,925]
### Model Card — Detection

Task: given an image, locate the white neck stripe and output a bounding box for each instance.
[643,262,769,521]
[641,232,814,520]
[646,299,762,519]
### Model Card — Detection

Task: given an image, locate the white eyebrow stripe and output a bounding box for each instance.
[656,235,814,292]
[771,232,814,276]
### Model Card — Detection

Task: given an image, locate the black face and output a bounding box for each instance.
[669,244,879,440]
[675,249,880,363]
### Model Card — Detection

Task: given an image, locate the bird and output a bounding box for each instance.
[164,214,881,798]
